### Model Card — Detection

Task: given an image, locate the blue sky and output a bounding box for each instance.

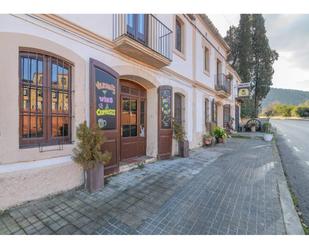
[208,14,309,91]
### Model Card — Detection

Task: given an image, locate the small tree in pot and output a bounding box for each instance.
[263,122,273,142]
[172,119,189,157]
[72,121,111,193]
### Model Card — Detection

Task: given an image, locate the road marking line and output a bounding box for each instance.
[306,161,309,166]
[293,146,300,152]
[287,138,291,143]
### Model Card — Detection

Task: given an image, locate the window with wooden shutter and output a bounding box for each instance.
[211,99,215,122]
[175,16,184,53]
[205,98,209,124]
[174,93,183,125]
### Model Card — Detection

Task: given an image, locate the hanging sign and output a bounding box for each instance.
[237,82,251,98]
[238,88,250,97]
[95,67,117,130]
[238,82,251,88]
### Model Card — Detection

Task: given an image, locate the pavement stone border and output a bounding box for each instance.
[272,137,304,235]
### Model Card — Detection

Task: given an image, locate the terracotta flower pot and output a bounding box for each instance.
[85,164,104,193]
[203,137,213,146]
[216,137,225,143]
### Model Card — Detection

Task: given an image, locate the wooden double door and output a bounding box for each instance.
[120,80,147,160]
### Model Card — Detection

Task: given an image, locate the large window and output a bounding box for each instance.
[205,98,210,124]
[175,17,183,53]
[19,50,72,147]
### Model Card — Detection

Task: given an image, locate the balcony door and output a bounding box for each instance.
[127,14,148,44]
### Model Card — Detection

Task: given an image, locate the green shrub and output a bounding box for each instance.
[172,119,186,142]
[262,100,309,117]
[72,121,111,170]
[262,122,272,133]
[295,106,309,117]
[213,127,227,139]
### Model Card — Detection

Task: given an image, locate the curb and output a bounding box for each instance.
[272,139,304,235]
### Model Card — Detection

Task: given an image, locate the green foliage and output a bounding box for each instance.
[225,25,239,68]
[213,127,227,139]
[262,101,309,117]
[172,119,186,142]
[238,14,253,83]
[225,14,278,118]
[72,121,111,170]
[294,106,309,117]
[241,98,256,118]
[251,14,279,117]
[262,122,272,134]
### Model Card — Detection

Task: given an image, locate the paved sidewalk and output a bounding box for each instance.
[0,137,289,235]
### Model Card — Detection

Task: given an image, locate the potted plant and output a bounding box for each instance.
[172,119,189,157]
[213,126,227,143]
[263,122,273,142]
[203,133,214,146]
[72,121,111,193]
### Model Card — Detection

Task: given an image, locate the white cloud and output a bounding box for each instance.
[208,14,309,91]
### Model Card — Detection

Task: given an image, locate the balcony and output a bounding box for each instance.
[113,14,173,68]
[214,74,231,98]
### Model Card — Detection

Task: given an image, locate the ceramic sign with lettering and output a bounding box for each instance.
[95,68,117,130]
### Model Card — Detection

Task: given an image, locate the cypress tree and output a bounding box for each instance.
[224,14,278,118]
[251,14,278,117]
[237,14,253,83]
[225,25,239,68]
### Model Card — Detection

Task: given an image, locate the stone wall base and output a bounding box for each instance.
[0,157,83,210]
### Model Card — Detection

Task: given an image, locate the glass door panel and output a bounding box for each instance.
[121,97,137,137]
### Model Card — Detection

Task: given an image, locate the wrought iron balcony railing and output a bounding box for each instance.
[113,14,173,61]
[214,74,231,96]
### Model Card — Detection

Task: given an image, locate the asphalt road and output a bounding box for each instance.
[271,119,309,224]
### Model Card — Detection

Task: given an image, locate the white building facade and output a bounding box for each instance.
[0,14,241,210]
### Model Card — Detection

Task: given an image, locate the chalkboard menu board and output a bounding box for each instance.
[95,67,117,130]
[159,86,172,129]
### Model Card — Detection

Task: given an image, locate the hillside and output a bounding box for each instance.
[261,88,309,108]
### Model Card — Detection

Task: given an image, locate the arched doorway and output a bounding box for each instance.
[120,80,147,160]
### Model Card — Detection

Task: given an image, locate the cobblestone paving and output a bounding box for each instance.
[0,137,286,235]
